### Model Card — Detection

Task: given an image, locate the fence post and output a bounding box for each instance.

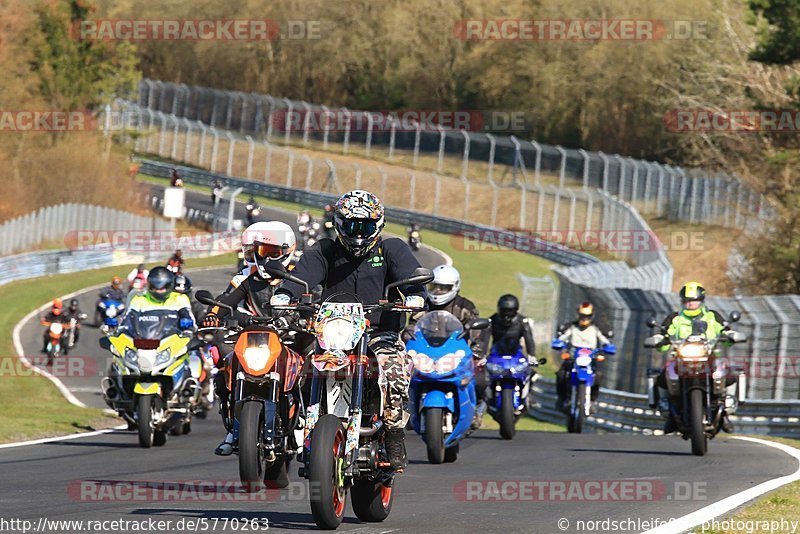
[198,123,208,166]
[264,95,275,143]
[388,116,397,160]
[286,150,295,187]
[182,118,193,162]
[170,114,181,159]
[301,101,312,145]
[615,155,626,200]
[643,162,653,213]
[599,152,609,191]
[353,163,362,190]
[225,132,236,176]
[531,140,542,187]
[158,113,168,156]
[303,155,314,191]
[283,98,293,145]
[263,140,273,182]
[629,158,639,205]
[365,112,375,158]
[579,149,590,190]
[210,127,220,172]
[225,91,237,130]
[437,125,446,172]
[409,172,416,211]
[486,133,496,184]
[511,136,527,229]
[412,120,421,168]
[246,135,255,179]
[321,105,331,150]
[461,130,471,180]
[556,145,567,189]
[433,174,441,216]
[342,108,351,155]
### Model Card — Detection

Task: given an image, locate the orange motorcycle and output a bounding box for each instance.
[196,290,304,491]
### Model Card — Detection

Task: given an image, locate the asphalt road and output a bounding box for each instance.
[6,187,799,533]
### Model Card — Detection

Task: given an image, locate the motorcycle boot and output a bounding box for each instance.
[384,428,408,472]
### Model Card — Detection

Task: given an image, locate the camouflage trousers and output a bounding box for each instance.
[369,331,411,431]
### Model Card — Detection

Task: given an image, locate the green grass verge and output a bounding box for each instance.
[0,253,235,444]
[480,413,563,433]
[699,436,800,534]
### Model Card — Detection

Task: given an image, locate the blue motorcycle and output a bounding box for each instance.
[407,311,489,464]
[485,347,545,440]
[95,296,125,334]
[551,340,616,433]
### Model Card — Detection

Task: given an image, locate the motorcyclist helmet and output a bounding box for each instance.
[111,276,122,289]
[497,294,519,326]
[147,266,175,302]
[427,265,460,306]
[679,281,706,318]
[174,274,192,295]
[244,221,297,277]
[577,302,594,328]
[52,298,63,315]
[69,299,79,312]
[333,190,385,258]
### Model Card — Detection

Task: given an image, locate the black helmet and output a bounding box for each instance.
[174,274,192,295]
[497,294,519,325]
[69,299,79,311]
[147,266,174,302]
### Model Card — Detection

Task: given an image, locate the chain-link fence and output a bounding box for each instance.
[0,203,171,256]
[137,79,774,230]
[517,274,558,351]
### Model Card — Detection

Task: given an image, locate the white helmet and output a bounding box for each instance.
[242,221,297,278]
[427,264,460,306]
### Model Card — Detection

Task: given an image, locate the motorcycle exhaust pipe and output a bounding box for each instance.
[181,378,200,398]
[359,420,383,437]
[101,377,120,401]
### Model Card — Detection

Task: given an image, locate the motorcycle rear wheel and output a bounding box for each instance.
[424,408,445,464]
[689,389,708,456]
[351,478,393,522]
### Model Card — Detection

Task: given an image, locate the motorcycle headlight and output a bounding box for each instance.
[155,349,171,366]
[124,348,139,365]
[98,302,106,309]
[106,307,118,318]
[678,343,708,361]
[486,363,504,375]
[320,319,357,351]
[243,347,271,370]
[509,357,530,374]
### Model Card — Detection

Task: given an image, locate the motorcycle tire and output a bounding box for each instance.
[424,408,445,464]
[169,424,182,436]
[153,429,167,447]
[309,414,347,530]
[94,311,103,328]
[182,421,191,435]
[137,395,153,448]
[351,478,393,522]
[499,389,516,440]
[569,384,586,434]
[239,401,265,493]
[690,389,708,456]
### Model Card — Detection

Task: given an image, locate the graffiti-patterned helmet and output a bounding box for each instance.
[333,190,385,258]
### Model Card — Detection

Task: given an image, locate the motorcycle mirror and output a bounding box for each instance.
[262,261,310,293]
[606,330,614,339]
[643,334,663,348]
[646,317,657,328]
[538,357,547,365]
[467,318,491,330]
[729,311,741,323]
[729,331,747,343]
[98,337,111,351]
[194,290,234,313]
[383,267,434,300]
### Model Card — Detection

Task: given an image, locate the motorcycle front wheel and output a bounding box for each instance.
[689,389,708,456]
[137,395,154,448]
[499,389,516,440]
[239,401,265,492]
[568,384,586,434]
[424,408,445,464]
[309,414,347,530]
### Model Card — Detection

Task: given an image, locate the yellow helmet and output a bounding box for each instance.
[679,281,705,317]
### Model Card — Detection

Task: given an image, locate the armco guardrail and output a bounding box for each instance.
[138,79,773,230]
[530,377,800,438]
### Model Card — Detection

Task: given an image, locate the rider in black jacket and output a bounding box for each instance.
[272,190,426,472]
[489,294,537,362]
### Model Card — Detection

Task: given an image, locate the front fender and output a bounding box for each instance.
[134,382,161,395]
[420,390,455,413]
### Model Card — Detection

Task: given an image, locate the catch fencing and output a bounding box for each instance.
[0,203,170,256]
[121,99,800,401]
[137,79,774,230]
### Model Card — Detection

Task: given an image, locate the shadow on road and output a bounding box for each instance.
[568,447,692,457]
[131,508,361,530]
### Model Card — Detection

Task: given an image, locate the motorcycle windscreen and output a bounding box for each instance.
[122,310,182,340]
[415,310,463,347]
